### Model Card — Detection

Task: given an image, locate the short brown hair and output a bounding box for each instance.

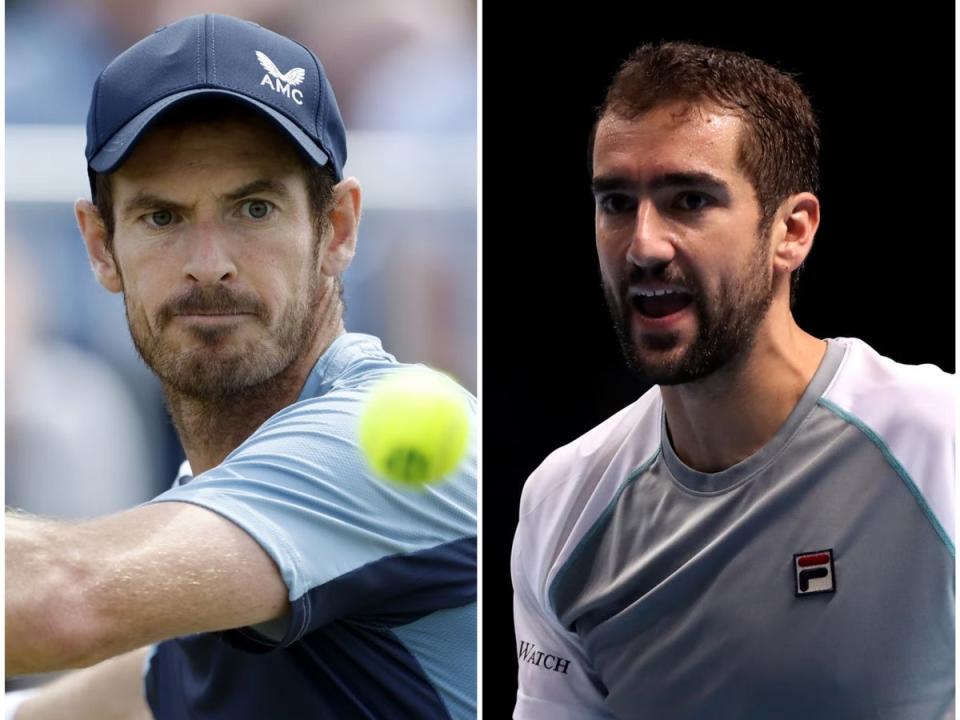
[591,41,820,301]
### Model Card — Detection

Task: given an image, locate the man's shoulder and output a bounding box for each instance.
[821,337,954,547]
[518,385,662,526]
[823,336,954,428]
[268,333,475,436]
[216,336,477,496]
[298,332,400,400]
[512,386,662,602]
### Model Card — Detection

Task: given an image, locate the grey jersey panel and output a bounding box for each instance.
[550,350,954,719]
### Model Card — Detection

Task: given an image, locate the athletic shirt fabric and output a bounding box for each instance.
[143,333,477,719]
[513,337,954,719]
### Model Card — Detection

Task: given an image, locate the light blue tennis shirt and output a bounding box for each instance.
[144,333,476,719]
[513,338,954,719]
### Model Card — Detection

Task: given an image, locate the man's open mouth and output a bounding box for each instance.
[629,288,694,319]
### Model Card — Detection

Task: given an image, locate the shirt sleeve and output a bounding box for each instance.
[512,525,615,719]
[147,380,477,651]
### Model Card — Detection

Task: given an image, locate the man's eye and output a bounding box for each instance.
[598,194,636,214]
[675,192,711,211]
[241,200,274,219]
[148,210,175,227]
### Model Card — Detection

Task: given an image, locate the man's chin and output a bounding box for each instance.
[626,347,695,386]
[633,328,685,353]
[163,368,268,399]
[148,347,281,399]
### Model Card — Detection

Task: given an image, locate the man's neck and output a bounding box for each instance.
[660,315,827,474]
[169,323,345,476]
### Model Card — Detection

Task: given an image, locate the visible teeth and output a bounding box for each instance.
[638,289,681,297]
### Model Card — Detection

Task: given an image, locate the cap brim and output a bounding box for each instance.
[89,88,330,174]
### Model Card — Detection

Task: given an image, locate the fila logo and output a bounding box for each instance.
[794,549,836,596]
[517,640,571,674]
[256,51,306,106]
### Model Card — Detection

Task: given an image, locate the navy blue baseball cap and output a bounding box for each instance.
[85,14,346,199]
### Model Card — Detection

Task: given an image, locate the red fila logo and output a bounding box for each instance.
[793,549,836,596]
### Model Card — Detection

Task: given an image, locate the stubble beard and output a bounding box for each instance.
[603,237,775,387]
[123,254,325,401]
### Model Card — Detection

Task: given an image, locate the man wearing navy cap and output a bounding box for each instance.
[6,15,476,720]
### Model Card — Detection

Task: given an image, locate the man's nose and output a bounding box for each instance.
[181,222,237,283]
[627,199,676,269]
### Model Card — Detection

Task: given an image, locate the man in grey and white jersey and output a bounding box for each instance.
[512,41,954,720]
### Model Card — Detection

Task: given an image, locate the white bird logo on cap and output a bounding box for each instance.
[256,51,306,86]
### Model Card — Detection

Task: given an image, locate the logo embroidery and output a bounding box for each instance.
[256,51,306,106]
[517,640,571,674]
[794,549,836,596]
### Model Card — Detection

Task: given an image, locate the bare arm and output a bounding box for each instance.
[6,503,289,675]
[14,647,153,720]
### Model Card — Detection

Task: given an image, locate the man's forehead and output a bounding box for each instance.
[599,100,743,134]
[593,102,745,180]
[114,116,304,185]
[142,112,296,154]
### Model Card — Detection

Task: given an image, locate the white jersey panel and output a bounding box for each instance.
[822,337,955,550]
[512,389,662,718]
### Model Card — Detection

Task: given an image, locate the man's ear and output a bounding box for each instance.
[320,177,362,278]
[76,199,123,294]
[771,192,820,277]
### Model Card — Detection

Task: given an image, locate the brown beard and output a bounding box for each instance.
[603,235,774,386]
[121,244,325,401]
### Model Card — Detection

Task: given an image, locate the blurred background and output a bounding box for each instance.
[6,0,476,543]
[481,5,956,717]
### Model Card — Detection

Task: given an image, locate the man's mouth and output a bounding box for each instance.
[628,288,694,319]
[169,312,255,329]
[159,287,266,328]
[176,311,252,316]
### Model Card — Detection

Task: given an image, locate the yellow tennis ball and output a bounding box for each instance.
[359,369,471,488]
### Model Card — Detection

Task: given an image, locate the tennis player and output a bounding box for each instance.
[512,41,954,720]
[6,14,476,720]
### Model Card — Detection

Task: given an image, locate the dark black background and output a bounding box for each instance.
[481,6,955,717]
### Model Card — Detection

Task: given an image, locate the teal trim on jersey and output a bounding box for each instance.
[818,397,955,558]
[548,449,662,620]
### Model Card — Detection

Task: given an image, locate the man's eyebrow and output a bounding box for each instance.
[591,171,730,194]
[120,179,294,219]
[222,178,294,203]
[120,192,188,219]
